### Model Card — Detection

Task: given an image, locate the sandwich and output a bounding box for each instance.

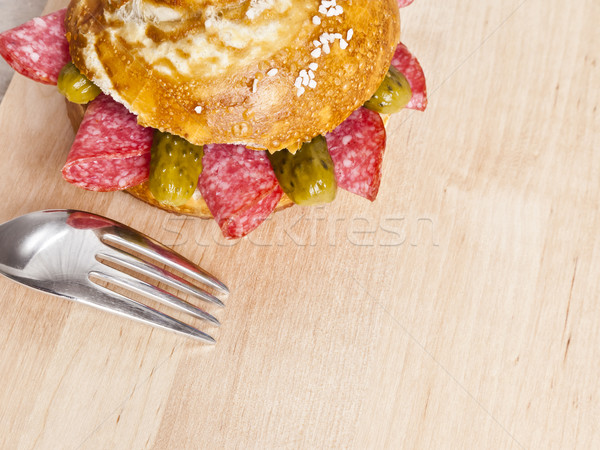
[0,0,427,238]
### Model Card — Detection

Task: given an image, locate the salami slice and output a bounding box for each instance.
[391,42,428,111]
[397,0,415,7]
[326,107,387,201]
[0,9,69,85]
[199,144,283,239]
[62,94,154,191]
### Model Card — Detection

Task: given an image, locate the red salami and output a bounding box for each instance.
[397,0,415,7]
[0,9,69,85]
[199,144,283,239]
[326,108,387,201]
[62,94,154,191]
[391,42,428,111]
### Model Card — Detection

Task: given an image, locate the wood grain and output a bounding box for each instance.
[0,0,598,448]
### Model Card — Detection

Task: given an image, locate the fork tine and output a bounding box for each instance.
[81,281,216,343]
[90,268,220,325]
[97,248,225,308]
[102,232,229,295]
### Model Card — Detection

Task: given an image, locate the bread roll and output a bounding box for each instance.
[65,0,400,151]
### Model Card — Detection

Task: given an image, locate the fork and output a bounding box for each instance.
[0,210,228,344]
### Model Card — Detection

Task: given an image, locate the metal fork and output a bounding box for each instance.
[0,210,228,344]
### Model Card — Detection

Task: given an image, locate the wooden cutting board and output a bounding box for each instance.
[0,0,598,448]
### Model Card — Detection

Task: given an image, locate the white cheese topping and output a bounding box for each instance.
[246,0,293,20]
[97,0,307,80]
[115,0,182,23]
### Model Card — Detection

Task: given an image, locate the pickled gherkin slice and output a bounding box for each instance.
[268,135,337,205]
[149,131,204,207]
[57,62,101,104]
[364,65,412,114]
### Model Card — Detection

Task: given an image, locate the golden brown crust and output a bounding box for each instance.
[65,0,400,151]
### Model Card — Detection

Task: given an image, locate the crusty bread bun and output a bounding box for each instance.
[65,0,400,152]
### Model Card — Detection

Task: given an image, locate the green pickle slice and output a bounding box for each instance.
[364,65,412,114]
[149,131,204,207]
[57,62,101,104]
[268,135,337,206]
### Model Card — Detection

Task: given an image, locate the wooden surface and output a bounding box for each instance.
[0,0,598,448]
